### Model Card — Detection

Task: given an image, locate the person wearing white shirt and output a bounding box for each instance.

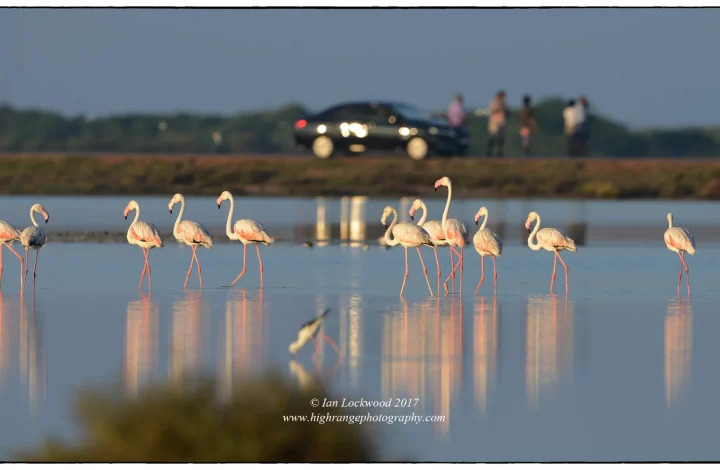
[563,100,576,157]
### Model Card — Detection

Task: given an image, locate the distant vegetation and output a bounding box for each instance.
[16,373,378,462]
[1,98,719,157]
[2,154,720,199]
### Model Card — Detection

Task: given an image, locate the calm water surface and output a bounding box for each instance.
[0,197,719,461]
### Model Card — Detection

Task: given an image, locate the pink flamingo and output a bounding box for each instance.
[664,212,696,297]
[0,219,25,291]
[525,211,577,294]
[381,206,435,297]
[217,190,275,289]
[434,176,468,295]
[409,198,446,294]
[20,203,49,294]
[168,193,213,289]
[473,207,503,294]
[124,200,164,291]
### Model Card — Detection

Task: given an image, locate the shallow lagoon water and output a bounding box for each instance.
[0,197,719,461]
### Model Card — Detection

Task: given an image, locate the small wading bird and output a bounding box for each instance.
[0,219,25,291]
[20,203,49,294]
[168,193,213,289]
[289,308,342,360]
[664,212,696,297]
[434,176,468,295]
[409,198,446,294]
[381,206,435,297]
[124,200,164,291]
[217,190,275,288]
[525,211,577,294]
[473,207,503,294]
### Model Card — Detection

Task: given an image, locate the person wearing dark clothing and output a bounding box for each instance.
[486,90,508,157]
[519,95,536,157]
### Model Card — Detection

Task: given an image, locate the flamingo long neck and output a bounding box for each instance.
[29,208,39,227]
[441,183,452,229]
[224,195,239,240]
[417,201,428,226]
[479,211,488,230]
[528,215,542,251]
[668,215,673,229]
[173,197,186,237]
[131,206,140,225]
[384,209,401,247]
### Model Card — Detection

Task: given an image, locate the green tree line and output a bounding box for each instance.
[1,98,718,157]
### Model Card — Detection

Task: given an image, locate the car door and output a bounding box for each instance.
[364,104,403,152]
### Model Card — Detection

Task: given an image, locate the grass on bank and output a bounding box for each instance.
[2,153,720,199]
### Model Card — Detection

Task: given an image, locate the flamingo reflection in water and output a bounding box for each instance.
[20,293,45,412]
[125,292,159,396]
[665,298,692,408]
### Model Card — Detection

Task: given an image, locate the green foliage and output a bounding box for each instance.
[1,99,720,156]
[15,373,377,462]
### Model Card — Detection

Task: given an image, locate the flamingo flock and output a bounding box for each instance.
[0,179,698,298]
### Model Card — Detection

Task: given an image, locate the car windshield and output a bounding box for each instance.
[393,104,429,121]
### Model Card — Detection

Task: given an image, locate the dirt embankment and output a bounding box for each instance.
[2,153,720,199]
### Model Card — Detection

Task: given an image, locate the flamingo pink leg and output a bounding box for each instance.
[444,246,464,294]
[400,247,410,296]
[256,244,264,289]
[556,251,570,294]
[679,252,690,296]
[550,252,558,292]
[193,246,203,289]
[475,255,485,295]
[416,247,434,296]
[230,244,248,287]
[3,243,24,291]
[460,246,464,294]
[0,245,3,289]
[31,251,39,291]
[492,255,498,293]
[138,249,148,291]
[433,247,441,297]
[146,249,153,291]
[184,246,202,289]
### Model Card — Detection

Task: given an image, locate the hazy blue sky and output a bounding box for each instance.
[1,8,717,128]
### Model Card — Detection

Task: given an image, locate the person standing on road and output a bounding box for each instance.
[563,99,576,157]
[486,90,508,157]
[447,94,469,155]
[519,95,536,157]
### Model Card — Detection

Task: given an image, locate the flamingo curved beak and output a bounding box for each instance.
[475,219,479,226]
[124,214,128,220]
[43,211,49,223]
[525,221,532,233]
[410,214,414,221]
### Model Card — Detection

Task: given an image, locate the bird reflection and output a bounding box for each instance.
[170,290,205,386]
[125,292,158,396]
[339,293,363,389]
[381,297,462,435]
[0,292,10,387]
[473,296,498,414]
[19,293,44,411]
[665,298,692,409]
[525,294,574,411]
[219,289,267,400]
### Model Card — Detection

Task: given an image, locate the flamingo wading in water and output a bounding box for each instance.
[381,206,435,297]
[473,207,503,294]
[0,219,25,291]
[217,190,275,288]
[664,212,696,297]
[525,211,577,294]
[169,193,213,289]
[124,200,164,291]
[20,203,49,293]
[409,198,446,294]
[434,176,468,295]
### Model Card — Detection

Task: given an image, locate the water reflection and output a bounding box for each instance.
[125,293,158,396]
[219,289,267,399]
[473,296,498,415]
[0,293,10,388]
[20,294,44,411]
[665,298,693,409]
[340,293,363,389]
[170,290,205,385]
[525,294,574,410]
[381,297,462,435]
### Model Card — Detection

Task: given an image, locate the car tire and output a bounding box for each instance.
[407,137,430,160]
[312,136,335,159]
